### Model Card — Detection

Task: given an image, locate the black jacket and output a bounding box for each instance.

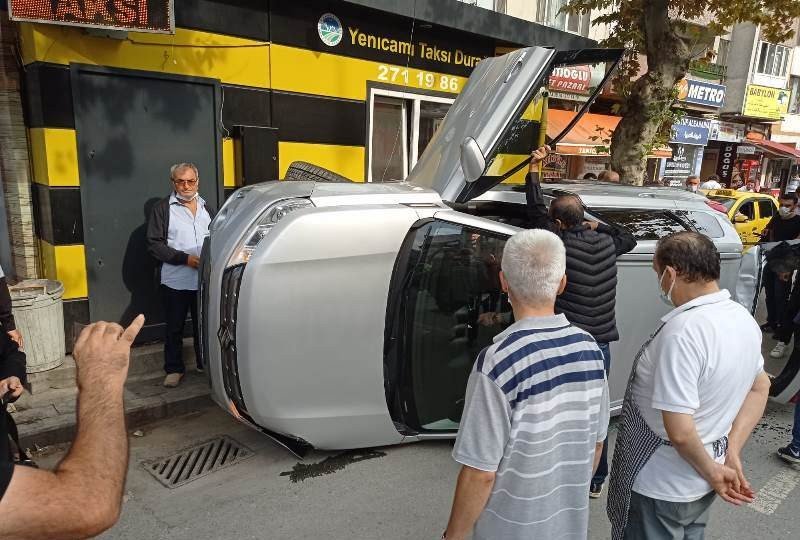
[146,195,216,276]
[525,173,637,343]
[0,278,15,332]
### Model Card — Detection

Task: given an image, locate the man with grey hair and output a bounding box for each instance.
[443,229,610,540]
[147,163,215,387]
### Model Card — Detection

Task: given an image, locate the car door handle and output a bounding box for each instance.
[504,51,527,83]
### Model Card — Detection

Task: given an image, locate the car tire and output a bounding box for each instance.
[283,161,352,183]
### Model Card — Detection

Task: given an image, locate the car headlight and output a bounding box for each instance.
[226,198,314,267]
[210,187,254,233]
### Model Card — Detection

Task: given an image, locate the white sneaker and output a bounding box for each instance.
[770,342,788,359]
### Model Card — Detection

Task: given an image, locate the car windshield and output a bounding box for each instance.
[708,196,736,212]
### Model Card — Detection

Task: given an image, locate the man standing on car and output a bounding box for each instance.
[147,163,214,388]
[761,193,800,360]
[524,146,636,498]
[608,232,768,540]
[443,229,609,540]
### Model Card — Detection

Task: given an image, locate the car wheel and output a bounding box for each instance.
[283,161,352,183]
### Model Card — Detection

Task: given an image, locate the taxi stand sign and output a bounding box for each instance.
[9,0,175,34]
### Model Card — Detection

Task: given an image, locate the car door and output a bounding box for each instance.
[732,198,758,245]
[757,198,776,240]
[383,211,518,438]
[405,47,624,204]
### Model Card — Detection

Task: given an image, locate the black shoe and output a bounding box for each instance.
[589,482,603,499]
[778,445,800,464]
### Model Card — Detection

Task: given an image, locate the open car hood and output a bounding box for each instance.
[406,47,624,204]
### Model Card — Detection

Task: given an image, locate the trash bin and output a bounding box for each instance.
[9,279,66,373]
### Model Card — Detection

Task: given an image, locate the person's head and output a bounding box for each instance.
[582,172,597,180]
[653,232,720,307]
[747,182,755,191]
[598,169,620,183]
[549,194,584,230]
[779,193,798,218]
[685,176,700,192]
[170,162,200,201]
[500,229,567,312]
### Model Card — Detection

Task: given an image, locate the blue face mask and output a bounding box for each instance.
[658,269,676,307]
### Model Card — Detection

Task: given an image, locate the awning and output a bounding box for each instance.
[748,139,800,161]
[546,109,672,158]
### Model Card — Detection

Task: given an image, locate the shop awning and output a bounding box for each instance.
[546,109,672,158]
[748,139,800,161]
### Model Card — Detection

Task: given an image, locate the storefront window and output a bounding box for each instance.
[370,97,407,182]
[368,90,453,182]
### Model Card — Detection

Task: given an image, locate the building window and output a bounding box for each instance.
[790,76,800,115]
[536,0,587,35]
[756,42,791,77]
[716,38,731,67]
[368,90,454,182]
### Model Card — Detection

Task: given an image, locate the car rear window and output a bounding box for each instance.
[592,209,689,240]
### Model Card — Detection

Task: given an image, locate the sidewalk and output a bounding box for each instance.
[11,339,212,449]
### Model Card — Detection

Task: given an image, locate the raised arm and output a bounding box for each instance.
[524,146,559,232]
[0,315,144,540]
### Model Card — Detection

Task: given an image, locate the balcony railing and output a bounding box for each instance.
[689,60,727,81]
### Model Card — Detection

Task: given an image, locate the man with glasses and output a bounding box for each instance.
[147,163,215,387]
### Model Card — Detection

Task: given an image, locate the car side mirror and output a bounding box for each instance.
[734,213,749,223]
[460,137,486,183]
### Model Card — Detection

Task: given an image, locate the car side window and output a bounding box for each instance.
[759,200,775,220]
[398,220,510,432]
[737,200,756,221]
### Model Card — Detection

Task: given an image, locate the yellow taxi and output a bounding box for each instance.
[704,189,779,245]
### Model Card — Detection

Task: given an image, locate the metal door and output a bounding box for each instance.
[72,66,222,340]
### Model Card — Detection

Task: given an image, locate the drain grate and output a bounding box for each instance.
[143,436,253,488]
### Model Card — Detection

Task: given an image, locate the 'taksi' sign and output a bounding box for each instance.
[9,0,174,34]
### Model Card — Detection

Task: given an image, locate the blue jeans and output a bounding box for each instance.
[593,342,611,485]
[793,401,800,449]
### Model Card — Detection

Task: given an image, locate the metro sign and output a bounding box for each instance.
[9,0,174,34]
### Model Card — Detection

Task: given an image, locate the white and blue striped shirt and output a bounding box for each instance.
[452,314,610,540]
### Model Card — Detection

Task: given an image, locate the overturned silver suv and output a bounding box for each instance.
[199,47,784,455]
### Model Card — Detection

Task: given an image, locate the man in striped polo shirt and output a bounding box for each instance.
[443,229,610,540]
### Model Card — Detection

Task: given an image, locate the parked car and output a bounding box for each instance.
[704,188,778,245]
[199,47,784,454]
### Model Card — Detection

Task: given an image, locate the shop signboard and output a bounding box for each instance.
[664,144,698,178]
[716,143,738,183]
[743,84,791,120]
[709,120,745,142]
[675,78,726,108]
[670,117,711,146]
[9,0,174,33]
[548,65,591,94]
[543,153,568,180]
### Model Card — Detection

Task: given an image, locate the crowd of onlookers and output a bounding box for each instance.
[0,154,797,539]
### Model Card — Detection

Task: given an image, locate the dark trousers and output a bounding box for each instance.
[161,285,201,374]
[593,341,611,486]
[624,491,716,540]
[765,268,791,332]
[775,273,800,344]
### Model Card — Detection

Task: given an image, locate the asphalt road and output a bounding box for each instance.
[31,394,797,540]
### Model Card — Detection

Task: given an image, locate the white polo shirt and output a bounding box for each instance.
[631,290,763,502]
